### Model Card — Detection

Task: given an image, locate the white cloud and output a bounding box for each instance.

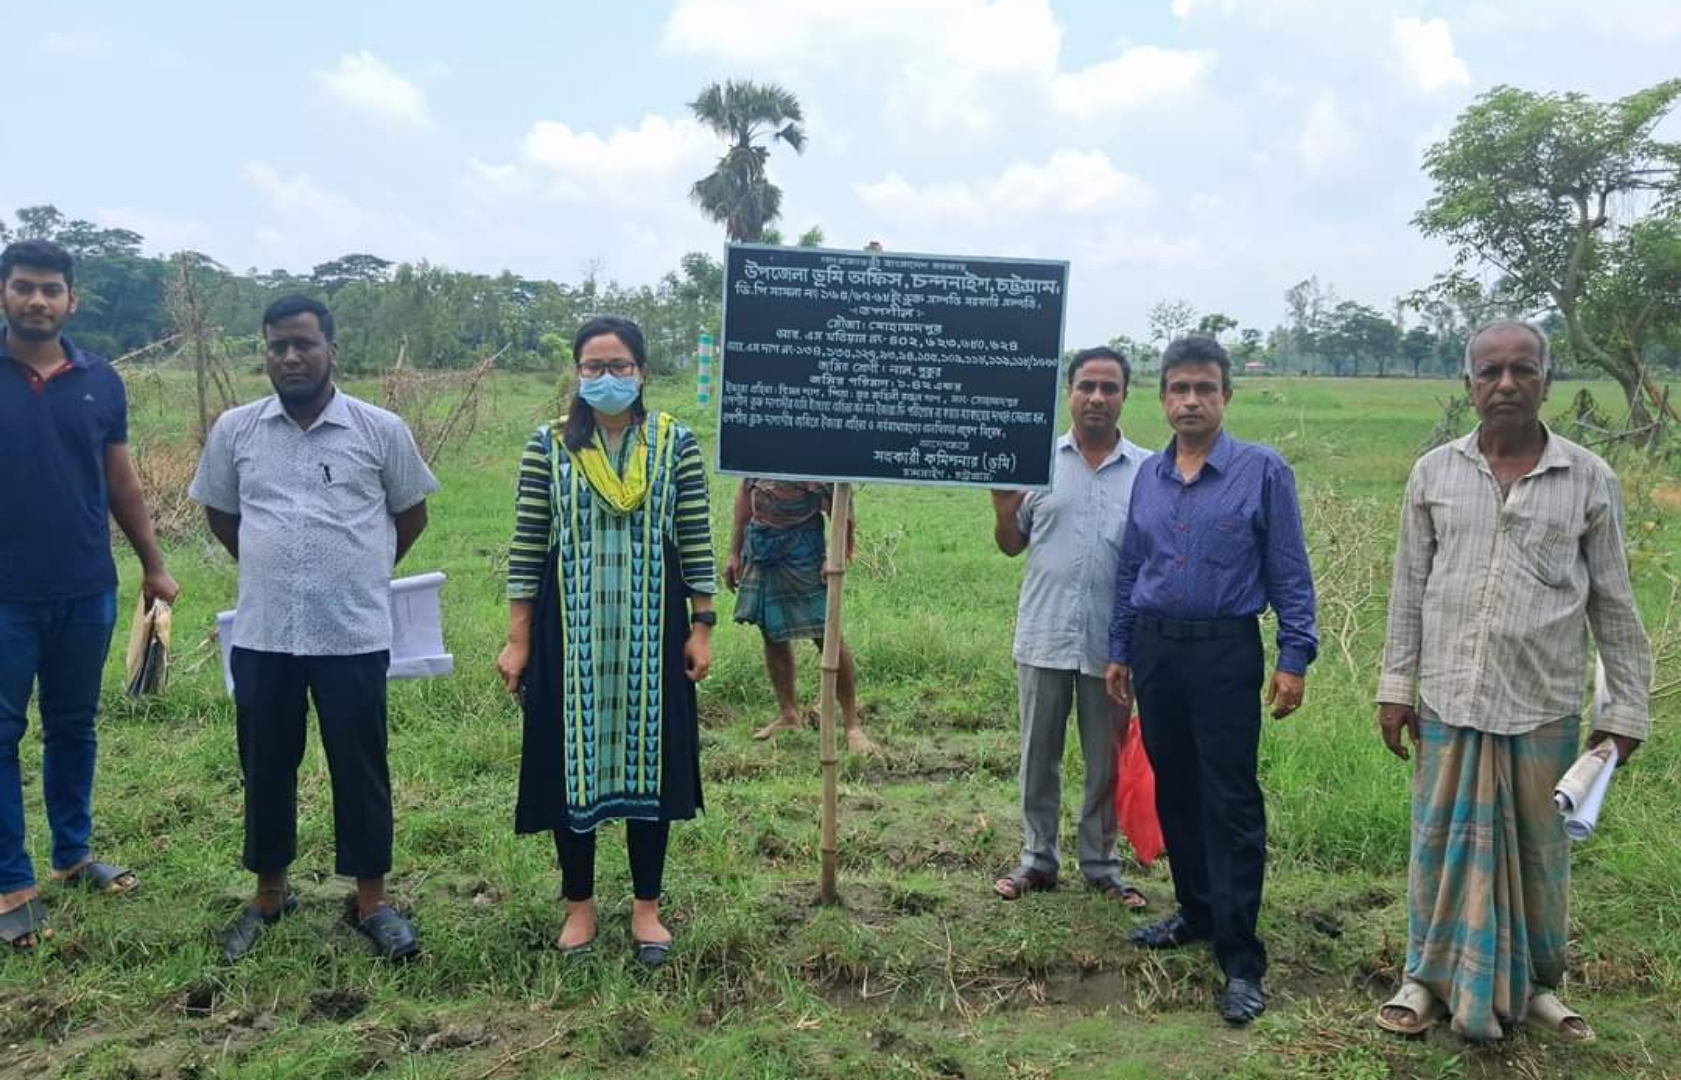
[240,161,370,235]
[1077,228,1219,271]
[1392,17,1469,93]
[1464,0,1681,41]
[515,114,716,203]
[1295,93,1354,174]
[662,0,1207,136]
[314,51,431,130]
[1051,46,1217,118]
[854,149,1153,223]
[40,32,113,58]
[239,160,447,264]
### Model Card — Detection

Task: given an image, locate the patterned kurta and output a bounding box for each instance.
[508,413,714,831]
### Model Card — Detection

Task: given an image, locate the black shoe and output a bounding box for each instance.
[633,938,672,971]
[222,890,297,963]
[1221,977,1266,1025]
[354,904,420,962]
[1130,911,1209,950]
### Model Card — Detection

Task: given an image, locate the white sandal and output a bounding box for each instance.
[1526,991,1595,1043]
[1376,980,1446,1035]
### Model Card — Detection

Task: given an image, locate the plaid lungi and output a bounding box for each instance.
[1406,713,1578,1040]
[733,519,827,643]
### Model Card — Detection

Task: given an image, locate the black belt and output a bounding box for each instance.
[1137,615,1257,641]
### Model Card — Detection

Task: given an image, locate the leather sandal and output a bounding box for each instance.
[1084,874,1148,909]
[994,866,1057,900]
[0,896,49,950]
[353,904,420,962]
[53,860,139,895]
[222,890,297,963]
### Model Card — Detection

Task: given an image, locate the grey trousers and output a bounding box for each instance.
[1015,664,1122,880]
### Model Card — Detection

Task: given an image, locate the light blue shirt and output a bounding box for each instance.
[1013,430,1149,678]
[189,389,439,656]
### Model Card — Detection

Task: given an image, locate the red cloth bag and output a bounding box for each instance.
[1114,716,1165,866]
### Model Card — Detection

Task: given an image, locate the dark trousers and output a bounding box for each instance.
[1133,617,1268,980]
[554,822,671,902]
[231,648,392,879]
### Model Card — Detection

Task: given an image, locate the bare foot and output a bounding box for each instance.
[845,727,879,755]
[556,899,597,950]
[753,716,805,740]
[630,899,671,946]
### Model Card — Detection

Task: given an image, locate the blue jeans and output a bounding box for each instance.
[0,590,118,892]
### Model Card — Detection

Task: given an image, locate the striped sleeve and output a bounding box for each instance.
[507,428,552,601]
[672,428,717,595]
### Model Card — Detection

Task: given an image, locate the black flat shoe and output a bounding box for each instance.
[354,904,420,962]
[1221,977,1267,1025]
[633,938,671,970]
[1130,911,1209,950]
[222,890,297,963]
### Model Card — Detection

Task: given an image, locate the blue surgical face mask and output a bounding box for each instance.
[579,372,641,416]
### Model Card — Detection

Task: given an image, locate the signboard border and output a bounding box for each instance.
[713,241,1068,492]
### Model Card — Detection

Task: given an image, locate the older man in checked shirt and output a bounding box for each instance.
[1374,321,1652,1043]
[1105,335,1318,1025]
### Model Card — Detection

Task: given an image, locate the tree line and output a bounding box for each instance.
[4,77,1676,423]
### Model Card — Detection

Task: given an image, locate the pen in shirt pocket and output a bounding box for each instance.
[320,463,333,484]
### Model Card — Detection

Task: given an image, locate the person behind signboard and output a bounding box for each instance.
[0,240,180,951]
[724,477,875,753]
[988,347,1150,907]
[189,295,439,963]
[1105,335,1318,1025]
[1372,321,1651,1043]
[497,315,716,968]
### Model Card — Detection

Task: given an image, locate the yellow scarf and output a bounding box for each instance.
[564,412,672,514]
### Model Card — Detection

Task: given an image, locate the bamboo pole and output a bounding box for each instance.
[817,482,852,905]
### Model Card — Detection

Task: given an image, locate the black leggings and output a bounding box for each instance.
[554,821,670,901]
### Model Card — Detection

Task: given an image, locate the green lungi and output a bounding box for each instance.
[1406,714,1578,1040]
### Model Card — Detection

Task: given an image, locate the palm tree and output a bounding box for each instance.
[688,80,806,243]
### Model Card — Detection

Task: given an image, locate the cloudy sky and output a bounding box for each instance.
[11,0,1678,345]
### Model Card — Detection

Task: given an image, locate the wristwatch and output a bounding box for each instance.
[690,610,718,627]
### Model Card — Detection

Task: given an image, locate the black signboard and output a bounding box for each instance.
[717,243,1067,489]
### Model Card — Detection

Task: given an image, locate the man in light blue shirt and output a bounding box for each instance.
[989,347,1149,904]
[190,296,438,964]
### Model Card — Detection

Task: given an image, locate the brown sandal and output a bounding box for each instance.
[1085,875,1148,909]
[994,866,1057,900]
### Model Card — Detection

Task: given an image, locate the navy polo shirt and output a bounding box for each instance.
[0,330,128,602]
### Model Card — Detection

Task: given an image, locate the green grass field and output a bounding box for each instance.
[3,369,1678,1080]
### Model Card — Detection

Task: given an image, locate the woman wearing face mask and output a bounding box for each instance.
[497,315,716,967]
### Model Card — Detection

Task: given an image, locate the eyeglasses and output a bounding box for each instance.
[578,359,638,378]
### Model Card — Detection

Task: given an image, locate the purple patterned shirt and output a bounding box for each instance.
[1108,431,1318,675]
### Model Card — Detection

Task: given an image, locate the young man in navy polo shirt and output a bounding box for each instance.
[0,239,178,949]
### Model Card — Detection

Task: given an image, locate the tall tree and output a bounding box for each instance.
[1147,299,1197,346]
[1415,80,1681,422]
[688,80,807,243]
[1195,312,1237,340]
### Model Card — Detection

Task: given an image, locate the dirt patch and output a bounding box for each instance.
[174,983,219,1018]
[606,1013,655,1059]
[306,988,368,1023]
[418,1019,491,1053]
[0,991,76,1042]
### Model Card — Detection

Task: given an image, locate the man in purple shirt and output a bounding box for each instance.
[1104,335,1318,1025]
